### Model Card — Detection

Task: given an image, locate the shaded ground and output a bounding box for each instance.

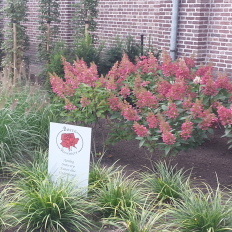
[96,127,232,189]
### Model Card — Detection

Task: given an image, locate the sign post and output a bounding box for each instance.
[48,122,92,192]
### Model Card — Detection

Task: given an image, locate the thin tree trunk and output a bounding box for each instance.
[85,22,89,39]
[13,22,17,83]
[47,22,51,62]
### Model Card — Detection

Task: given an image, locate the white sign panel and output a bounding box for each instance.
[48,122,91,191]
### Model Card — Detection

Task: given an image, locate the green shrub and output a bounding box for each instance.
[46,41,76,79]
[98,37,124,75]
[124,35,141,63]
[170,185,232,232]
[99,35,141,75]
[142,161,191,203]
[75,34,104,67]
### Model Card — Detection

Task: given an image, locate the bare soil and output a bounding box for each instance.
[97,128,232,189]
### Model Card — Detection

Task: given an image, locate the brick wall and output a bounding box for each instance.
[206,0,232,74]
[26,0,77,64]
[1,0,232,75]
[96,0,161,48]
[177,0,232,74]
[0,0,4,30]
[177,0,210,64]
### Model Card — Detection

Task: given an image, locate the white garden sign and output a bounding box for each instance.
[48,122,91,191]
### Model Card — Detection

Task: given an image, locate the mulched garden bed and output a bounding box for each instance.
[97,127,232,189]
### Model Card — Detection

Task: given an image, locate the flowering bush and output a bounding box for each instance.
[50,51,232,155]
[50,58,110,125]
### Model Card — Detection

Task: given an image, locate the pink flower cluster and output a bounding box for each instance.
[107,95,120,111]
[195,65,212,77]
[120,102,140,121]
[165,102,179,119]
[159,118,176,145]
[190,100,204,118]
[216,74,232,92]
[202,78,218,96]
[135,53,159,74]
[119,86,131,98]
[180,121,193,140]
[107,54,135,85]
[64,99,77,111]
[50,58,99,98]
[166,80,188,100]
[184,57,195,69]
[50,74,75,98]
[217,105,232,126]
[161,50,177,77]
[162,131,176,145]
[175,59,191,80]
[146,113,159,128]
[135,90,158,108]
[157,80,172,98]
[80,96,91,107]
[198,110,218,130]
[133,122,149,137]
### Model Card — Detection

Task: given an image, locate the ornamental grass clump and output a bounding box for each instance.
[0,188,13,231]
[9,150,48,191]
[9,149,97,232]
[11,178,96,232]
[0,78,59,170]
[170,185,232,232]
[88,159,122,194]
[142,161,191,203]
[105,201,169,232]
[95,171,145,218]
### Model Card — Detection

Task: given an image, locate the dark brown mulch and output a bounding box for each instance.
[97,128,232,189]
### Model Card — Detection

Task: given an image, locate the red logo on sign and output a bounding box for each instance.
[60,133,79,150]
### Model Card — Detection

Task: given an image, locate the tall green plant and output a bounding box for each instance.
[75,34,104,66]
[38,0,60,63]
[1,0,29,79]
[124,35,141,63]
[0,76,59,170]
[72,0,98,38]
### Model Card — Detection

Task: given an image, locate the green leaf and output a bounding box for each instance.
[164,145,171,156]
[207,128,214,135]
[161,105,168,111]
[139,139,145,148]
[222,128,232,137]
[110,113,120,120]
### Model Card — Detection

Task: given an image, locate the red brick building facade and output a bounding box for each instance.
[1,0,232,74]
